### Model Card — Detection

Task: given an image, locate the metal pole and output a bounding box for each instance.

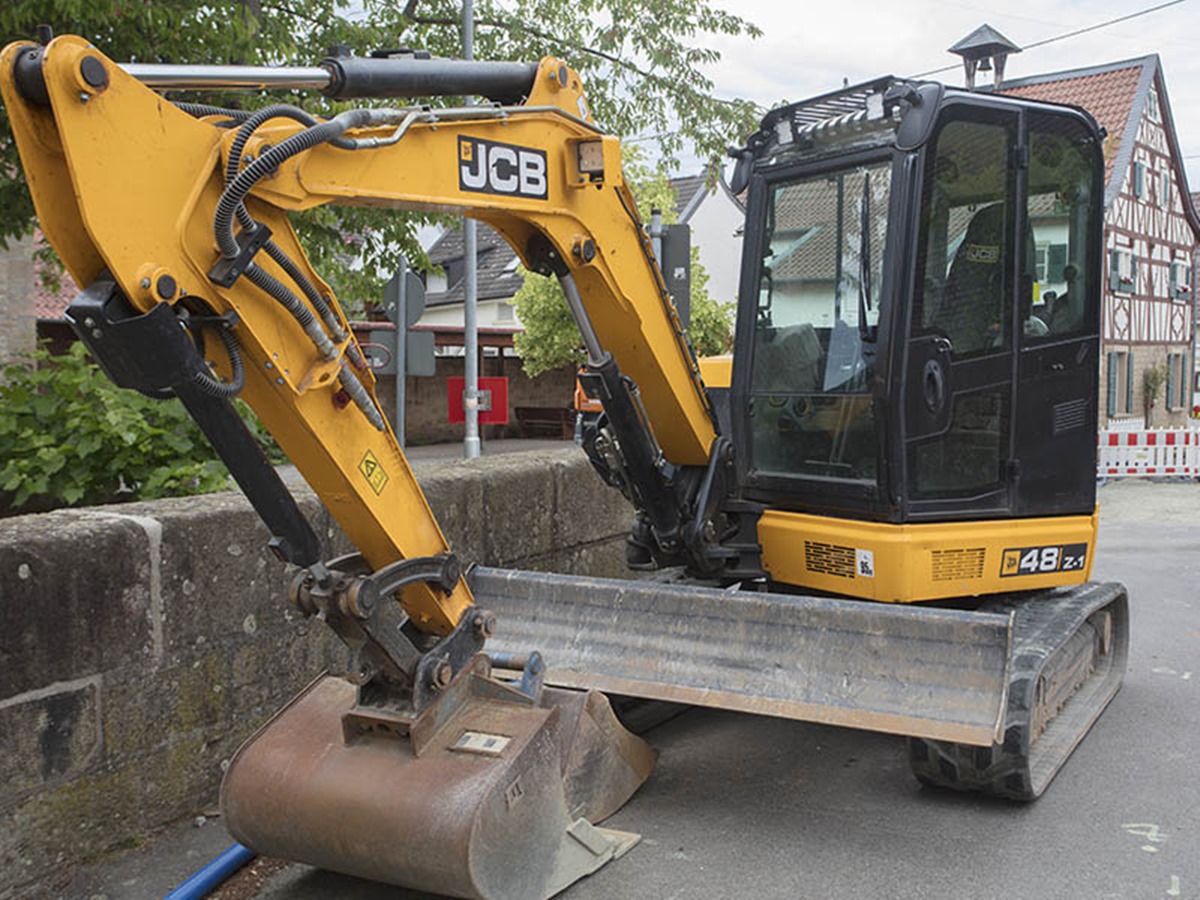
[650,207,664,269]
[396,260,408,450]
[462,0,481,458]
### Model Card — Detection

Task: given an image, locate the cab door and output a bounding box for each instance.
[904,104,1019,519]
[1011,109,1103,517]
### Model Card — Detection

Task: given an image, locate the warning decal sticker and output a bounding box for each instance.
[359,450,389,495]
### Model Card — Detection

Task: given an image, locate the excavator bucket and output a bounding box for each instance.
[221,655,655,899]
[474,568,1015,746]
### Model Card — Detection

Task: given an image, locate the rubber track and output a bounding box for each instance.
[907,581,1129,801]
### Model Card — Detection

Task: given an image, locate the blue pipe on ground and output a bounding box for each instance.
[164,842,257,899]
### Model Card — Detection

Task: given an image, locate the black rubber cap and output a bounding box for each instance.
[156,275,177,300]
[80,56,108,89]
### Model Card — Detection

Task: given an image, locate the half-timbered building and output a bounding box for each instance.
[1001,57,1200,426]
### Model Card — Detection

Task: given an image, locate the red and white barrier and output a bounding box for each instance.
[1097,428,1200,477]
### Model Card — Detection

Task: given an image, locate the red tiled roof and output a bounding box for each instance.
[31,232,80,320]
[999,65,1144,188]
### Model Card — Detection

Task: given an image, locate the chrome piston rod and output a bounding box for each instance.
[121,63,330,91]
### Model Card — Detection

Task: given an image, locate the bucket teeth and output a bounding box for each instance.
[221,656,653,899]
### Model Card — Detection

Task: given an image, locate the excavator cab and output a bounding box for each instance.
[729,81,1105,600]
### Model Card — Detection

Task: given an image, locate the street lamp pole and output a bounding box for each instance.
[461,0,481,459]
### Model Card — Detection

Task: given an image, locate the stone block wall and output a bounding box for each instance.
[0,234,37,365]
[0,448,632,898]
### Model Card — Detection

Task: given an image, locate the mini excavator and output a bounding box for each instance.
[1,33,1127,899]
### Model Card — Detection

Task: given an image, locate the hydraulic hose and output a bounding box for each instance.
[191,324,246,398]
[174,102,254,122]
[214,110,372,259]
[244,263,338,359]
[220,106,350,341]
[263,241,346,341]
[163,842,256,900]
[225,105,356,185]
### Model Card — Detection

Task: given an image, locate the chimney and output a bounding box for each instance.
[949,24,1021,90]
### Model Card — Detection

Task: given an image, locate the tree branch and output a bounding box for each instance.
[403,10,756,112]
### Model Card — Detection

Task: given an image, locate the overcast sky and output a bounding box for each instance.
[693,0,1200,187]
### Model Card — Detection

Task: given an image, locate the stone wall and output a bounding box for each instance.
[0,234,37,365]
[0,448,632,898]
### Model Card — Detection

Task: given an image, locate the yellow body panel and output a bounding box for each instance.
[758,509,1098,602]
[697,354,732,389]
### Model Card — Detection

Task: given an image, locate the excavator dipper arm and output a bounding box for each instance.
[1,35,671,898]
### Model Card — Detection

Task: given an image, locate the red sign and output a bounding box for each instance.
[447,376,509,425]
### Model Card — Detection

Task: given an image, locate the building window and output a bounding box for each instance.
[1134,161,1146,198]
[1035,242,1069,283]
[1147,88,1160,123]
[1107,350,1134,416]
[1169,259,1192,301]
[1160,170,1171,208]
[1163,352,1192,410]
[1109,248,1136,294]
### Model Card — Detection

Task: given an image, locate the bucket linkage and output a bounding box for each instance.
[221,552,654,900]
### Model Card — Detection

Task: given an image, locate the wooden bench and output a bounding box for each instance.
[514,406,575,440]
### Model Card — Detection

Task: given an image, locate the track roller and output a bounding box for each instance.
[908,581,1128,800]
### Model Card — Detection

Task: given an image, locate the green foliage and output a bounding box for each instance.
[512,271,584,376]
[1143,362,1167,403]
[513,149,733,376]
[0,344,278,515]
[1,1,761,307]
[685,247,734,356]
[1143,361,1167,427]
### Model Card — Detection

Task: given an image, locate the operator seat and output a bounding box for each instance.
[935,202,1008,354]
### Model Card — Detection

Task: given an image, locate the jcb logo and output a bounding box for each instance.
[459,137,548,200]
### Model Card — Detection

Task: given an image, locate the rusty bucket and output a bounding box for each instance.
[221,655,654,899]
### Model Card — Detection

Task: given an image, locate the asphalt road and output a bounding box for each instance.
[65,479,1198,900]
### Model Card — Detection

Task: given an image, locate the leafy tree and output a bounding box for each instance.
[0,1,761,309]
[0,344,283,515]
[513,148,733,376]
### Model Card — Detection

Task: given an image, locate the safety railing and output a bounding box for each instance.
[1097,427,1200,477]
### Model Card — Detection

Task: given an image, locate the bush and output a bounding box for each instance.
[0,343,276,515]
